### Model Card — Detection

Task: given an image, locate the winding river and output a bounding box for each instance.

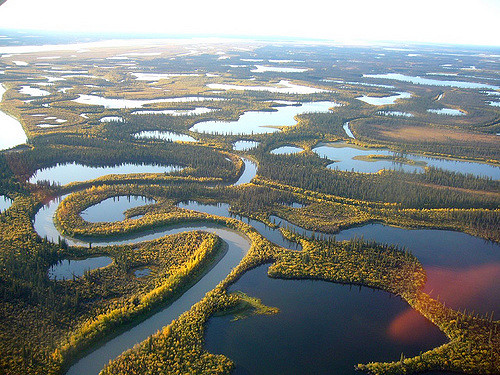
[33,158,257,374]
[65,225,249,375]
[31,156,498,374]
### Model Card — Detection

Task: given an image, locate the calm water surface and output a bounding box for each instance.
[205,265,446,375]
[233,140,260,151]
[133,130,198,142]
[357,92,411,105]
[131,107,215,116]
[190,101,340,135]
[29,162,183,185]
[177,201,300,250]
[133,268,152,277]
[313,142,500,179]
[131,72,200,80]
[0,195,13,211]
[48,257,113,280]
[251,65,308,73]
[270,146,304,155]
[31,152,498,374]
[81,195,156,223]
[427,108,465,116]
[364,73,500,90]
[19,85,50,96]
[0,84,27,150]
[207,80,328,94]
[343,121,355,138]
[377,111,414,117]
[100,116,123,122]
[32,187,498,374]
[72,95,223,109]
[314,142,421,173]
[269,217,500,315]
[178,201,499,314]
[174,200,500,313]
[64,225,250,375]
[234,158,258,186]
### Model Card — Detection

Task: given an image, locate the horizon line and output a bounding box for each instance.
[1,28,499,49]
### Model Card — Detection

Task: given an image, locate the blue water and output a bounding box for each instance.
[29,162,183,185]
[364,73,500,90]
[190,101,340,135]
[313,142,500,179]
[81,195,156,222]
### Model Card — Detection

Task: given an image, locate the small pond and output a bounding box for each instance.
[251,65,308,73]
[133,130,198,143]
[270,146,304,155]
[427,108,465,116]
[364,73,500,91]
[0,195,13,212]
[190,101,340,135]
[29,162,183,185]
[134,268,152,277]
[233,140,260,151]
[100,116,123,122]
[357,92,411,106]
[131,73,200,80]
[81,195,156,223]
[377,111,414,117]
[48,256,113,280]
[19,85,50,96]
[72,95,223,109]
[313,142,421,173]
[206,80,328,94]
[131,107,216,116]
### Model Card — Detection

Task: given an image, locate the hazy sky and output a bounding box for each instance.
[0,0,499,46]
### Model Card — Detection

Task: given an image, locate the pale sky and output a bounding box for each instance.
[0,0,499,46]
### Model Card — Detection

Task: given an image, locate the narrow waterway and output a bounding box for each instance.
[64,225,249,375]
[30,154,498,374]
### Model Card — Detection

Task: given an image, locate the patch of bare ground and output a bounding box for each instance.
[376,124,498,144]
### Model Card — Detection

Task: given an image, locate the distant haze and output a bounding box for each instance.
[0,0,499,46]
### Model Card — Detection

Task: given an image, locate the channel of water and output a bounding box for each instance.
[30,156,498,374]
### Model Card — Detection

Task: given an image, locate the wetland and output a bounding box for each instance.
[0,35,498,375]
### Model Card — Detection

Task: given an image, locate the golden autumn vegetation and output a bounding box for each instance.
[0,41,498,375]
[0,184,226,374]
[47,183,498,375]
